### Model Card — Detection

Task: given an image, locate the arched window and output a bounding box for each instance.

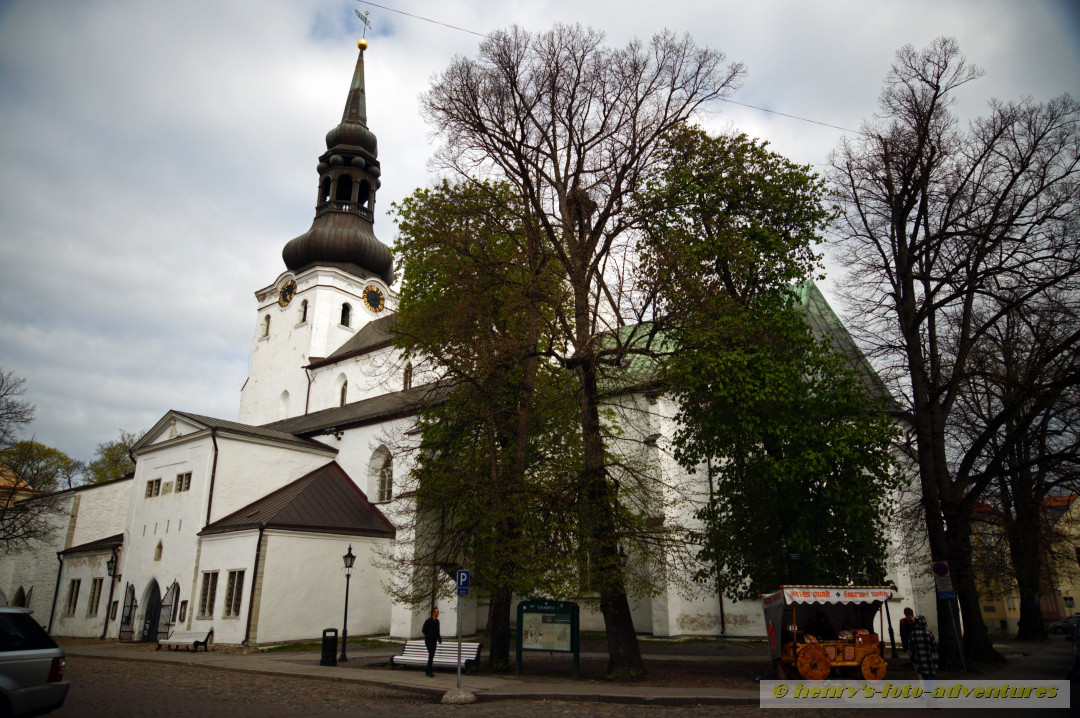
[378,456,393,502]
[335,174,354,202]
[403,363,413,391]
[339,379,348,407]
[154,541,163,561]
[278,390,290,420]
[299,299,308,324]
[262,315,271,337]
[319,176,331,206]
[359,179,373,209]
[340,303,352,327]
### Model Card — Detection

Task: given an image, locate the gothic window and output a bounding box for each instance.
[340,303,352,327]
[154,541,163,561]
[263,314,271,337]
[278,390,290,420]
[339,379,348,407]
[403,363,413,390]
[299,299,308,324]
[378,456,393,502]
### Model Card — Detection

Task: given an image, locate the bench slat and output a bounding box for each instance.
[391,640,482,671]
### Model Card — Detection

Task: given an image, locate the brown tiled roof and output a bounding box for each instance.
[61,533,124,555]
[261,381,447,437]
[199,462,395,538]
[312,313,400,367]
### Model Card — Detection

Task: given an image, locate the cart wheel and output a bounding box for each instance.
[796,644,831,681]
[860,653,887,681]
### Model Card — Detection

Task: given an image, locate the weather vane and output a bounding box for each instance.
[355,6,372,39]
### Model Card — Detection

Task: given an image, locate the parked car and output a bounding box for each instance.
[1047,614,1080,635]
[0,607,69,717]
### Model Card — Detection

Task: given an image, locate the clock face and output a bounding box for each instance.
[363,284,385,313]
[278,280,297,307]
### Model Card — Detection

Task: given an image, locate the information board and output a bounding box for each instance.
[516,600,580,679]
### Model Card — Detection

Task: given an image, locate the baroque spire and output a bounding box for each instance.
[282,39,393,283]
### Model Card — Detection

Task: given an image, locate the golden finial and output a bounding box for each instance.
[358,38,368,50]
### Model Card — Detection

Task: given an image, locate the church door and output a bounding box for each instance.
[118,584,137,640]
[140,581,161,642]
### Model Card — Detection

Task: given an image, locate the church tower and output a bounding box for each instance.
[238,40,396,425]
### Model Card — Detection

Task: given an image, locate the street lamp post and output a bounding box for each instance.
[100,551,120,639]
[339,545,356,662]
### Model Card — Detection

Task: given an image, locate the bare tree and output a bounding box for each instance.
[829,37,1080,662]
[0,368,35,448]
[958,292,1080,638]
[421,24,744,678]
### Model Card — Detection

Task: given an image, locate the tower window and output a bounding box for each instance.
[319,176,331,206]
[340,379,348,407]
[341,303,352,327]
[263,315,271,337]
[299,299,308,324]
[403,363,413,391]
[335,174,354,203]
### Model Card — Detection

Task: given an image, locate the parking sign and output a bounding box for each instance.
[457,569,470,596]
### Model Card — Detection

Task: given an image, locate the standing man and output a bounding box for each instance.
[422,607,442,677]
[899,607,915,653]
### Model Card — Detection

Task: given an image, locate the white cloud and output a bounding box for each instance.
[1,0,1077,460]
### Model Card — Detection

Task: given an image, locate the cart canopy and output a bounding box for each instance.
[764,585,894,606]
[761,585,894,661]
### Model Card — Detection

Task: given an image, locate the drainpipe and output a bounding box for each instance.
[304,366,315,415]
[242,524,266,645]
[48,552,63,634]
[204,429,219,527]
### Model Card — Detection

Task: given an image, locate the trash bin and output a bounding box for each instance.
[320,628,338,667]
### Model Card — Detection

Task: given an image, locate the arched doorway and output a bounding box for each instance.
[140,580,161,642]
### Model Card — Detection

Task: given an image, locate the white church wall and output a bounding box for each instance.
[207,437,336,522]
[253,531,393,644]
[0,479,132,635]
[50,552,114,638]
[190,531,260,645]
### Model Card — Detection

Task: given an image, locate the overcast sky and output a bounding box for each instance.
[1,0,1077,463]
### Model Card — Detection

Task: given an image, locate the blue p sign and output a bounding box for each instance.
[457,569,470,596]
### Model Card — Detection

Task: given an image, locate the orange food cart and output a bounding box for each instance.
[761,585,893,681]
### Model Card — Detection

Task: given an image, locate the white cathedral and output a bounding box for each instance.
[0,42,934,647]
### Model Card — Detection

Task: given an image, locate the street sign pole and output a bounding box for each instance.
[456,569,470,690]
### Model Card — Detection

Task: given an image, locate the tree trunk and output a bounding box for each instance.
[486,587,513,670]
[578,358,645,680]
[1009,504,1047,640]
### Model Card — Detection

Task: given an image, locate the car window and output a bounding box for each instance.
[0,613,59,652]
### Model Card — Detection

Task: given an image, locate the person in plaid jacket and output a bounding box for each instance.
[908,615,938,680]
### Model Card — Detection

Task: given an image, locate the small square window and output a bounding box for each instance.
[176,472,192,492]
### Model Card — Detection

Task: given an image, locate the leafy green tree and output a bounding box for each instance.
[638,126,899,600]
[0,440,85,493]
[1,440,81,552]
[390,179,582,668]
[85,429,143,484]
[422,24,745,679]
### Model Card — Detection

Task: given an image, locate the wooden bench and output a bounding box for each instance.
[390,640,482,672]
[157,627,213,652]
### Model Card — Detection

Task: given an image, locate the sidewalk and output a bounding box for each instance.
[61,635,1077,707]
